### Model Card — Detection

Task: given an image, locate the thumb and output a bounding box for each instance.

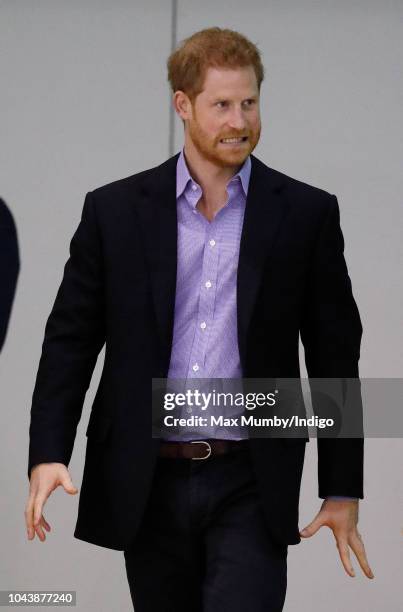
[61,474,78,495]
[300,516,323,538]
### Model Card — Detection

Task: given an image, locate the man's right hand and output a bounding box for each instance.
[25,463,78,542]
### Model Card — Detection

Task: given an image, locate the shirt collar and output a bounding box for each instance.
[176,148,251,199]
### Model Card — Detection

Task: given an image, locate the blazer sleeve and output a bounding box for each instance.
[28,192,106,478]
[300,194,364,499]
[0,199,20,352]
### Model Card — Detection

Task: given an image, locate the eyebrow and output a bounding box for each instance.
[212,96,258,103]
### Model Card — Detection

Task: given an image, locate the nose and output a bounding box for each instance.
[227,106,247,131]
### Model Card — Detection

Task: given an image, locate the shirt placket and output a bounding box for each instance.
[187,215,221,379]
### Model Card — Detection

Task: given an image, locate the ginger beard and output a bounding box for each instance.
[187,100,261,169]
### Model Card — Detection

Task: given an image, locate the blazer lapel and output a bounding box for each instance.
[237,155,290,371]
[133,154,180,374]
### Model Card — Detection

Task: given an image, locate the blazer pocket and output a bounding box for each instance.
[85,414,113,443]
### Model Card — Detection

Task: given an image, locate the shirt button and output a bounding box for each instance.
[205,280,212,288]
[192,363,199,371]
[193,209,198,214]
[209,239,216,247]
[200,321,206,329]
[192,184,198,191]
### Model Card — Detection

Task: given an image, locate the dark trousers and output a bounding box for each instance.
[124,444,287,611]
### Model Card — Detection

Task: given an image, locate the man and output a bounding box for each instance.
[25,28,373,611]
[0,198,19,352]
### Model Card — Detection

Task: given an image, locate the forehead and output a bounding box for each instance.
[200,65,258,98]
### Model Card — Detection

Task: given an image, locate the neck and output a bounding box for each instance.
[182,141,246,221]
[183,141,242,197]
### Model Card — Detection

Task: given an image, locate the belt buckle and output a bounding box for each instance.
[190,440,212,460]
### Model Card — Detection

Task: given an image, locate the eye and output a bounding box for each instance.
[216,101,228,108]
[243,99,255,107]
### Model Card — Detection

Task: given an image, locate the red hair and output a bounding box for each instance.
[167,27,265,102]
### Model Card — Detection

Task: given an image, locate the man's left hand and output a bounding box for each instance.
[300,499,374,579]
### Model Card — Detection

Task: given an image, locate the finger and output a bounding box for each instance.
[300,516,324,538]
[41,515,51,532]
[336,537,355,577]
[25,493,36,539]
[349,531,374,579]
[34,518,46,542]
[33,494,48,530]
[61,474,78,495]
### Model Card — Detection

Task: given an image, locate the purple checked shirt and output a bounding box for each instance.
[164,148,250,441]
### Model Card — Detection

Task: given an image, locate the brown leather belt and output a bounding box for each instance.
[159,439,250,460]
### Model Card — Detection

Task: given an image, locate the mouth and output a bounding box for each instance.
[219,136,248,146]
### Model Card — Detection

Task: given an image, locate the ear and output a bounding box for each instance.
[173,91,193,122]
